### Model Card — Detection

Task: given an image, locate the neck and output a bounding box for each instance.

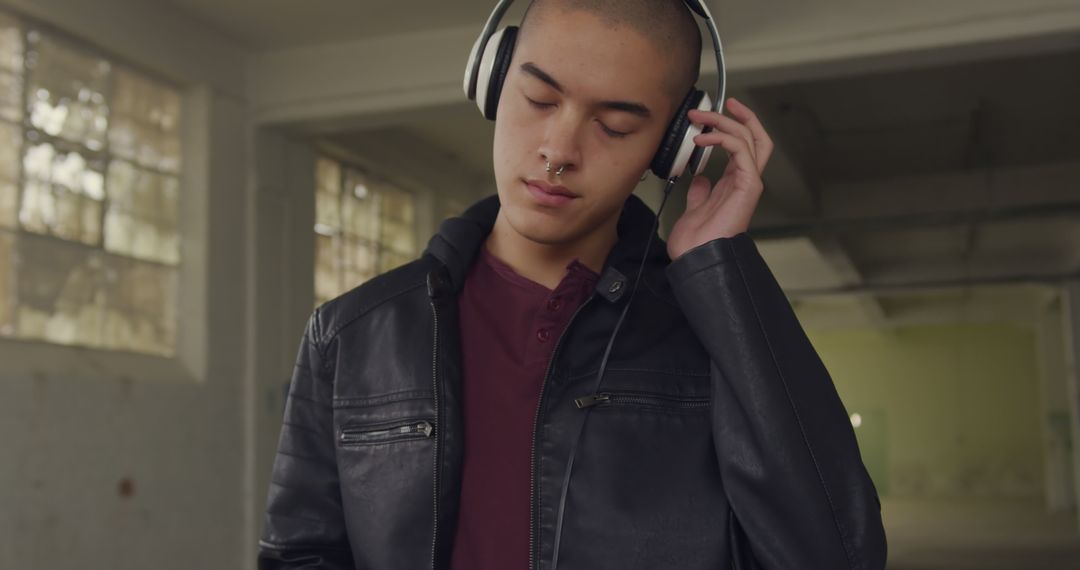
[485,209,618,290]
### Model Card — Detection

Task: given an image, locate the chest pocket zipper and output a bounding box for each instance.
[574,391,710,411]
[339,420,435,446]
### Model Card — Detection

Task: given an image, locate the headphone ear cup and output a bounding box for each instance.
[478,26,519,120]
[471,26,518,119]
[650,89,705,180]
[684,91,714,177]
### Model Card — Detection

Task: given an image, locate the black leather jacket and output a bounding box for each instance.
[258,193,887,570]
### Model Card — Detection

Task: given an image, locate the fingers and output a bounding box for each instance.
[691,129,758,179]
[688,108,756,166]
[688,98,774,174]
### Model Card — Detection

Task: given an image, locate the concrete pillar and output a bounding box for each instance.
[1061,283,1080,531]
[249,128,318,556]
[1035,294,1075,513]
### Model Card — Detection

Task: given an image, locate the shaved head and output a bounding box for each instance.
[519,0,703,106]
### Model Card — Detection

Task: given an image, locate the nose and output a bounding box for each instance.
[537,109,583,175]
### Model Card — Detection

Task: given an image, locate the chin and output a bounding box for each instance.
[511,213,575,245]
[503,203,583,246]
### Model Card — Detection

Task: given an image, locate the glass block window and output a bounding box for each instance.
[0,9,182,356]
[314,156,419,306]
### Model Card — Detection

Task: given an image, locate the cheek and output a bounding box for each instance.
[493,97,534,166]
[595,136,659,181]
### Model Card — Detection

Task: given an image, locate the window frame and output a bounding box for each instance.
[0,7,211,384]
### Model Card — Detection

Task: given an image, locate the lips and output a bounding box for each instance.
[524,179,578,207]
[526,179,577,197]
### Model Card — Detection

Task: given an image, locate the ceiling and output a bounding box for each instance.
[164,0,498,50]
[160,0,778,51]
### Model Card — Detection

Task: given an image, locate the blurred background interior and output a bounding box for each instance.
[1,0,1080,568]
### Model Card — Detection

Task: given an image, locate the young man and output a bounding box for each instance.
[258,1,887,569]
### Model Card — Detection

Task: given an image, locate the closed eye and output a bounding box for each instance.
[524,95,554,109]
[525,95,629,139]
[596,121,629,138]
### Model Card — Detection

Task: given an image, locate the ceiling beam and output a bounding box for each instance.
[818,159,1080,221]
[808,235,889,324]
[734,91,890,323]
[751,200,1080,239]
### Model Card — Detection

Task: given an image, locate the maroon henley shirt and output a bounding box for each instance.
[448,243,600,570]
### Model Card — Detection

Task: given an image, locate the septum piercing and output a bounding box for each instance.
[545,160,566,176]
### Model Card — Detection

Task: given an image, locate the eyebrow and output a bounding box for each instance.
[519,62,652,118]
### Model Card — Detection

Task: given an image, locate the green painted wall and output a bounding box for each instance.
[806,323,1044,499]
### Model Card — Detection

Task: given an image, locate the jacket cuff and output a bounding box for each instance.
[665,232,754,283]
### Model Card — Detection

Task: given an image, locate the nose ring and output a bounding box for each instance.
[545,161,566,176]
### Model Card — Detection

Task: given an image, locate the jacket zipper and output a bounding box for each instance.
[339,420,434,445]
[574,392,710,410]
[529,293,597,570]
[430,299,441,570]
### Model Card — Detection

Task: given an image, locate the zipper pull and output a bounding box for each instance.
[574,394,610,409]
[417,421,434,437]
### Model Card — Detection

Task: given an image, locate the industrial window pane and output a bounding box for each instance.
[155,175,179,264]
[0,231,14,334]
[19,141,105,245]
[381,219,415,255]
[345,170,384,241]
[342,235,376,286]
[0,121,18,228]
[313,157,419,306]
[380,187,415,225]
[101,255,177,355]
[13,233,176,354]
[0,12,22,123]
[109,67,181,173]
[26,32,110,150]
[0,10,183,356]
[0,12,20,69]
[104,159,180,264]
[315,187,340,236]
[14,234,105,348]
[314,233,340,307]
[314,157,341,235]
[0,69,21,123]
[315,156,340,194]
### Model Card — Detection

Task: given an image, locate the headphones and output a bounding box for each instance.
[463,0,727,181]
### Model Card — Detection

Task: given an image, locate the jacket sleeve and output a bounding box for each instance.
[665,233,887,570]
[258,310,356,569]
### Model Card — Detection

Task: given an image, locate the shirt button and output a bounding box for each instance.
[537,328,551,342]
[547,298,562,312]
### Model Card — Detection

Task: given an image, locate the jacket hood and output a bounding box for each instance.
[422,192,672,295]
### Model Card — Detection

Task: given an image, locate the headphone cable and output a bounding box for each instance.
[549,177,678,569]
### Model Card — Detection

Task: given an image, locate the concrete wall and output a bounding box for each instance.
[809,322,1045,499]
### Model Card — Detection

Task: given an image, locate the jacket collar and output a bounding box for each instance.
[422,192,671,303]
